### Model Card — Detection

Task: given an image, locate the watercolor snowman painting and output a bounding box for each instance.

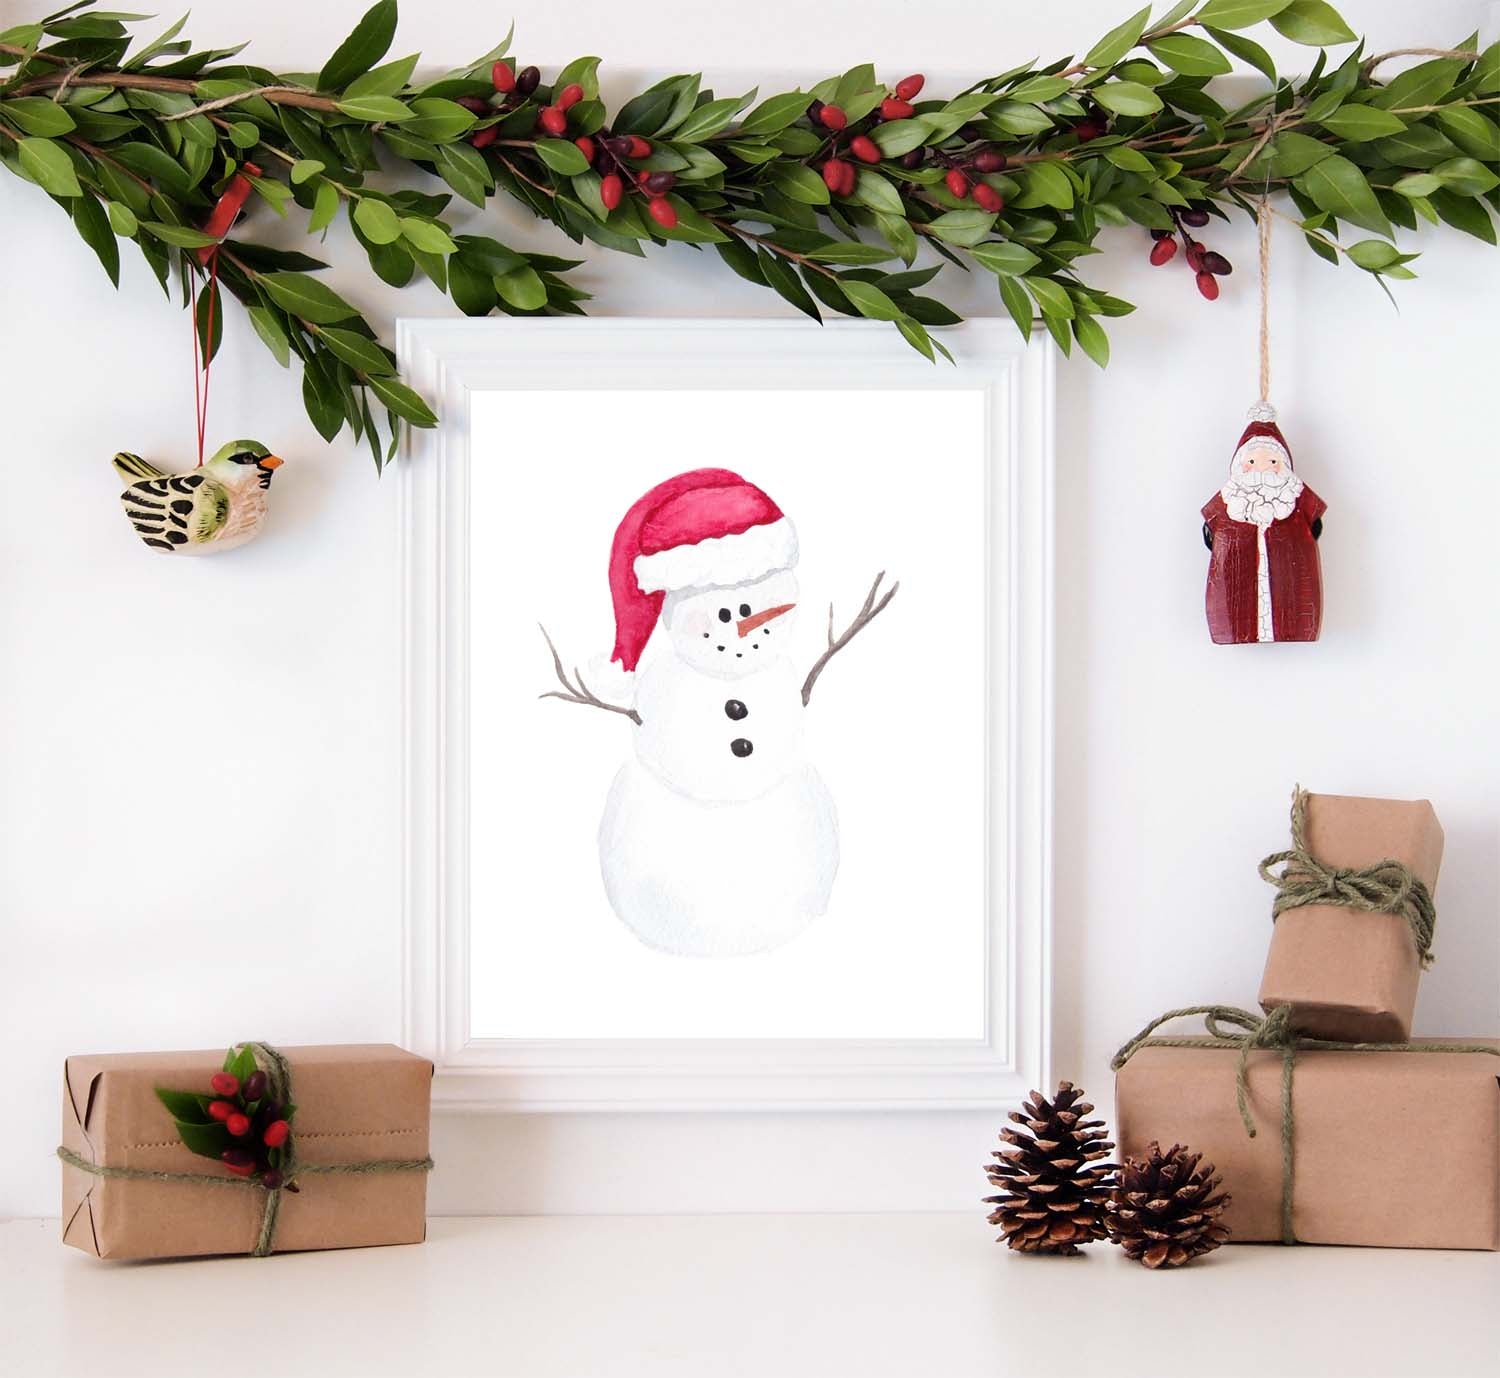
[540,468,897,958]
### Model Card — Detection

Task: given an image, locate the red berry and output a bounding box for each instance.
[210,1072,240,1097]
[456,96,490,114]
[539,105,567,135]
[643,170,676,195]
[470,125,499,149]
[600,172,623,209]
[1149,237,1178,266]
[895,73,925,102]
[822,158,849,193]
[226,1112,251,1137]
[973,182,1003,213]
[262,1169,284,1190]
[1196,271,1220,300]
[207,1100,235,1122]
[1185,240,1206,271]
[945,168,970,199]
[627,135,652,158]
[647,196,678,229]
[850,134,881,164]
[818,104,847,131]
[221,1154,256,1177]
[1074,119,1104,142]
[881,97,915,121]
[973,148,1006,173]
[556,82,584,111]
[492,60,516,94]
[263,1119,290,1148]
[574,135,596,163]
[635,168,651,186]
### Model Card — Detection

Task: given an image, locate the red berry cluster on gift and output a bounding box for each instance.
[204,1067,296,1189]
[1147,203,1233,300]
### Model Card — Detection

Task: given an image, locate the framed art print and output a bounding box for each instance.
[400,318,1053,1110]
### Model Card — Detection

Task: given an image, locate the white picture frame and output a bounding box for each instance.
[399,317,1054,1112]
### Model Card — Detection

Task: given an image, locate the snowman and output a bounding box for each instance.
[540,468,897,957]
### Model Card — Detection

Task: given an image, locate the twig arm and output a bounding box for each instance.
[800,572,899,706]
[538,625,642,726]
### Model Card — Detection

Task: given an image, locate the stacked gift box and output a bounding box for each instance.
[1113,789,1500,1250]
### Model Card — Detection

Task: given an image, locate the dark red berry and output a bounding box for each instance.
[240,1070,268,1102]
[973,148,1007,173]
[263,1119,290,1148]
[539,105,567,135]
[850,134,881,164]
[1074,119,1104,142]
[605,135,632,158]
[515,66,540,96]
[262,1169,284,1190]
[226,1112,251,1137]
[1180,207,1211,227]
[880,97,915,121]
[600,172,623,209]
[574,135,596,163]
[556,82,584,111]
[1149,237,1178,265]
[470,124,499,149]
[643,170,676,195]
[1202,250,1232,275]
[1185,240,1206,271]
[647,196,678,228]
[945,168,970,199]
[900,148,924,169]
[895,73,925,102]
[221,1150,256,1176]
[1196,271,1219,300]
[973,182,1003,213]
[492,60,516,94]
[818,103,847,131]
[210,1072,239,1097]
[207,1100,235,1122]
[456,96,489,115]
[626,135,652,159]
[635,168,651,186]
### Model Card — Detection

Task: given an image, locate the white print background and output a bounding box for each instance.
[469,388,990,1039]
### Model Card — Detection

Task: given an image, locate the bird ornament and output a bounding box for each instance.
[114,440,284,555]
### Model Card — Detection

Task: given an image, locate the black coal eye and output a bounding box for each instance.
[739,603,751,618]
[717,608,731,623]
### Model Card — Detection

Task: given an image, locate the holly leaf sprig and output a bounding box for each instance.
[1,0,1497,455]
[154,1044,298,1190]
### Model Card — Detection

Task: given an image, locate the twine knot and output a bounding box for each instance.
[1258,786,1436,967]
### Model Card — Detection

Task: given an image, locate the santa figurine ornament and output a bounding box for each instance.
[1200,203,1325,644]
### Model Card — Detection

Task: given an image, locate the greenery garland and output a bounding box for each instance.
[3,1,1496,468]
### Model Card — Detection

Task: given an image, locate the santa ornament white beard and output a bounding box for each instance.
[1221,466,1304,642]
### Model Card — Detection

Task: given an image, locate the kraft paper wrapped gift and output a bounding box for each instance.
[1258,790,1444,1042]
[61,1044,432,1260]
[1114,1021,1500,1249]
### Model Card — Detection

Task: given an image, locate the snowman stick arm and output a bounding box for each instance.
[800,572,899,706]
[537,624,643,726]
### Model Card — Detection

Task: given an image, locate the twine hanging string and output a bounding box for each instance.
[1111,1004,1499,1244]
[191,248,220,466]
[1258,786,1437,967]
[56,1041,433,1258]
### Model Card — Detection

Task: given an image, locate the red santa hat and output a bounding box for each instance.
[1232,402,1294,470]
[608,468,798,673]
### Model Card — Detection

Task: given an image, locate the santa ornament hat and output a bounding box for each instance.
[608,468,798,673]
[1231,401,1294,472]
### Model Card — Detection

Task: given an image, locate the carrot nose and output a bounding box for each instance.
[737,603,795,638]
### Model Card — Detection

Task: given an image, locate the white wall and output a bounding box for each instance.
[3,0,1496,1218]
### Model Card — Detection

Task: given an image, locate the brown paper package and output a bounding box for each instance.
[1115,1040,1500,1249]
[1257,792,1444,1042]
[61,1044,432,1260]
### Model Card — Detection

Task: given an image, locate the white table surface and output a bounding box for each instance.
[4,1215,1497,1378]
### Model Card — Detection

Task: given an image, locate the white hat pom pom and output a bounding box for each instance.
[1246,400,1278,423]
[587,653,637,708]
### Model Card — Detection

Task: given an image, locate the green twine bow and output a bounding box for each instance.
[1259,786,1437,967]
[57,1041,433,1258]
[1112,1005,1498,1244]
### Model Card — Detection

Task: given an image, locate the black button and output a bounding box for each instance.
[730,738,753,758]
[725,699,748,721]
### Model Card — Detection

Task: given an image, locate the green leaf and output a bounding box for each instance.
[70,192,119,285]
[1083,6,1151,69]
[1016,161,1074,210]
[840,279,902,321]
[494,264,547,311]
[17,137,81,197]
[351,197,401,244]
[1269,0,1356,46]
[535,139,589,176]
[734,90,807,136]
[448,253,499,314]
[172,1118,234,1160]
[1,96,77,136]
[1296,154,1392,237]
[402,98,476,143]
[367,373,438,426]
[757,248,820,320]
[399,217,458,255]
[925,208,997,246]
[673,92,753,143]
[1392,173,1442,198]
[227,1044,258,1085]
[1435,106,1500,162]
[318,326,395,375]
[247,305,292,366]
[714,238,767,285]
[290,158,325,185]
[302,365,345,442]
[1429,189,1496,244]
[770,163,831,205]
[260,271,360,323]
[1346,238,1402,271]
[154,1088,213,1124]
[1371,57,1468,113]
[1317,105,1407,141]
[971,241,1041,276]
[105,199,137,236]
[805,241,898,265]
[1025,275,1075,319]
[344,52,419,99]
[225,120,260,149]
[434,141,493,207]
[998,274,1034,339]
[319,0,397,93]
[870,118,929,158]
[1008,75,1074,105]
[139,221,218,247]
[309,179,340,234]
[195,277,222,364]
[1204,26,1277,81]
[1091,82,1163,118]
[1147,34,1232,77]
[552,55,602,102]
[1268,130,1338,177]
[1194,0,1294,28]
[1072,313,1110,367]
[1433,157,1500,198]
[851,169,904,217]
[335,94,412,123]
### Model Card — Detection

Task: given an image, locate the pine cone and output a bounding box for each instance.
[1106,1141,1231,1269]
[983,1081,1115,1255]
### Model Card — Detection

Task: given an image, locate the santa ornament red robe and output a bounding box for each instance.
[1202,408,1325,645]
